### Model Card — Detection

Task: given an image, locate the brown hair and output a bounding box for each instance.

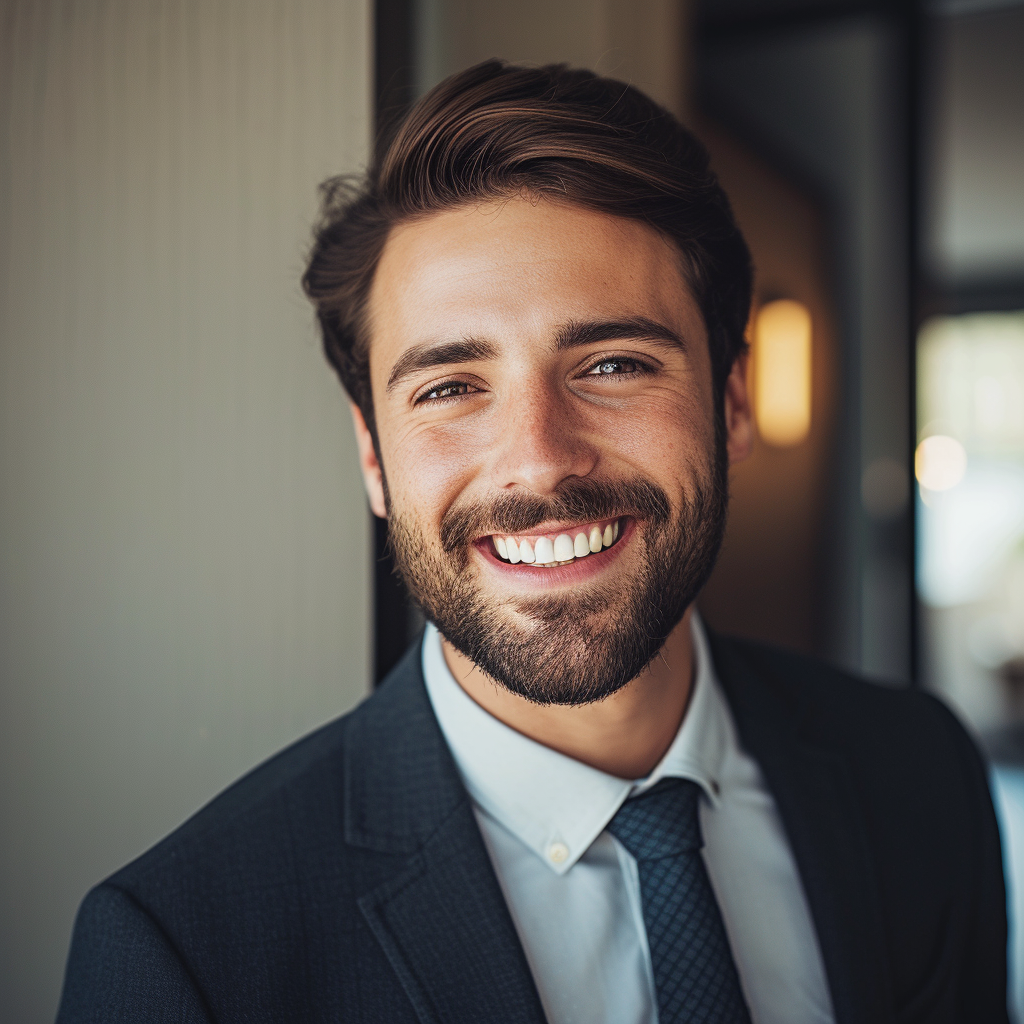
[302,60,752,440]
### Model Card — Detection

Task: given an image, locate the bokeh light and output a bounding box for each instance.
[915,434,968,492]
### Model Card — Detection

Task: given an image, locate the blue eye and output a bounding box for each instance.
[590,358,642,376]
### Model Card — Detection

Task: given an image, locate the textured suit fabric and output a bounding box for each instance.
[56,633,1009,1024]
[607,778,752,1023]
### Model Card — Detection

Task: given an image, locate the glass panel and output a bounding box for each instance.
[917,311,1024,734]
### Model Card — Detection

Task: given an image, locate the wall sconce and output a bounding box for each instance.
[754,298,812,447]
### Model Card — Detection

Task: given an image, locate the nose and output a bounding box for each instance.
[487,383,599,495]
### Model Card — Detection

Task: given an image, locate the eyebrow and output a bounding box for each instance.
[384,316,684,394]
[554,316,684,352]
[386,338,498,393]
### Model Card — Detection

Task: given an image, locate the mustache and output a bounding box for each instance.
[439,477,672,554]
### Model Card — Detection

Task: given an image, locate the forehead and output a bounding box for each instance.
[366,197,700,365]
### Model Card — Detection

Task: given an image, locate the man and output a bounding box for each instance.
[57,61,1007,1023]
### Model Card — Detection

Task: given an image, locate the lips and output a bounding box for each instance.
[487,517,622,567]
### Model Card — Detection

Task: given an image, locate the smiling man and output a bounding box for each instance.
[58,62,1007,1024]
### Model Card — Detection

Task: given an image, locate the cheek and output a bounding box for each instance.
[592,385,714,484]
[381,419,484,524]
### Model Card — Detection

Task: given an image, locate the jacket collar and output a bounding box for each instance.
[419,617,728,878]
[343,638,547,1024]
[708,632,894,1024]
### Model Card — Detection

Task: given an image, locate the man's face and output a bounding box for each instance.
[356,196,750,704]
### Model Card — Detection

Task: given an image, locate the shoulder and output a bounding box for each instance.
[112,712,349,895]
[709,632,995,849]
[102,641,427,915]
[711,632,982,767]
[58,640,459,1018]
[708,634,1008,1018]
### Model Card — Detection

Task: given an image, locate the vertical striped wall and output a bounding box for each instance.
[0,2,372,1018]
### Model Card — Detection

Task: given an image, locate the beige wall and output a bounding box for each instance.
[417,0,689,117]
[0,2,372,1019]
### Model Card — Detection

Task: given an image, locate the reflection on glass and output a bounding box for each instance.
[917,311,1024,733]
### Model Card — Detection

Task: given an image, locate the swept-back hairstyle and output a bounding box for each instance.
[302,60,752,439]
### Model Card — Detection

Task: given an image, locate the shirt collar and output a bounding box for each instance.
[421,612,730,875]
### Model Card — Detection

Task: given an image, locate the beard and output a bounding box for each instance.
[386,435,729,706]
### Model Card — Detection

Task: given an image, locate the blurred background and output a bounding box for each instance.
[1,0,1022,1019]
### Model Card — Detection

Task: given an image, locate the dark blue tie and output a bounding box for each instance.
[606,778,753,1024]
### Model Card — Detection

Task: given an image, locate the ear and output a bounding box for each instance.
[724,351,754,465]
[349,403,388,518]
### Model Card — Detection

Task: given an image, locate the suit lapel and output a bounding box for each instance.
[709,634,895,1024]
[357,801,548,1024]
[344,641,547,1024]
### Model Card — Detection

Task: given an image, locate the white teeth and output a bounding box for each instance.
[553,534,575,561]
[494,521,621,566]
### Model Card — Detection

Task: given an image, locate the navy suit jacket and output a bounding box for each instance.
[57,634,1009,1023]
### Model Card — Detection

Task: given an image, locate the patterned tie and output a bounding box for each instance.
[606,777,753,1024]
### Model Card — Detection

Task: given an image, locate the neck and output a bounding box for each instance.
[440,608,696,780]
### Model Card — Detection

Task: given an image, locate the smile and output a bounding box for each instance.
[487,517,622,567]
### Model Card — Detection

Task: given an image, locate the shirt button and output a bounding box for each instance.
[547,842,569,864]
[710,779,721,796]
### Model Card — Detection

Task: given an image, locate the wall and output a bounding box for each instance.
[0,2,372,1019]
[697,122,837,657]
[415,0,688,117]
[925,2,1024,288]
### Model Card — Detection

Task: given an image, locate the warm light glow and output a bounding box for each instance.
[754,299,812,446]
[915,434,967,492]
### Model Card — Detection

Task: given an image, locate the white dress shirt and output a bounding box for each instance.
[421,614,836,1024]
